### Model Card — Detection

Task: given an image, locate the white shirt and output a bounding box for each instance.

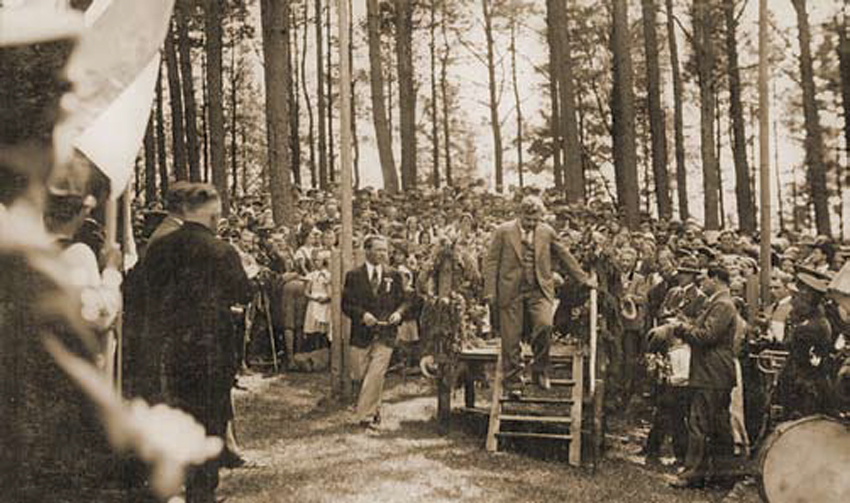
[366,262,382,286]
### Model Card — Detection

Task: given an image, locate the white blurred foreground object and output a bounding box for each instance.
[43,336,223,498]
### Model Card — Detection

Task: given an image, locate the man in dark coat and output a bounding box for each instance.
[669,265,737,488]
[342,235,409,428]
[144,184,252,503]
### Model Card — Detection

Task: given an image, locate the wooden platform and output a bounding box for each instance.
[438,341,586,466]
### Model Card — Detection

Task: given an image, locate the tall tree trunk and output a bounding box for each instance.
[641,0,672,219]
[350,0,360,188]
[546,0,563,190]
[723,0,755,233]
[693,0,720,230]
[206,0,228,215]
[201,51,210,183]
[441,0,452,186]
[792,0,831,235]
[510,14,524,189]
[715,89,726,227]
[261,0,295,225]
[482,0,504,193]
[611,0,640,229]
[176,0,202,182]
[144,115,157,204]
[550,0,584,202]
[316,0,328,189]
[665,0,688,220]
[430,0,440,188]
[326,1,335,184]
[229,25,240,198]
[302,0,317,188]
[367,0,399,193]
[165,23,188,181]
[839,7,850,238]
[395,0,417,190]
[291,3,302,188]
[155,64,169,199]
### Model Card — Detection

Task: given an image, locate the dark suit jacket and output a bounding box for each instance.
[144,221,252,426]
[678,288,737,390]
[484,219,588,307]
[342,264,408,349]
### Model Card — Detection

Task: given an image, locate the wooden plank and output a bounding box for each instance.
[499,396,573,405]
[569,348,583,467]
[499,414,573,424]
[496,432,573,441]
[485,351,504,452]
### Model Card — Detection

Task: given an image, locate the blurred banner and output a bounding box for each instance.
[62,0,175,197]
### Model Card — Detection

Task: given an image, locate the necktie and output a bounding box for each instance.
[370,268,380,293]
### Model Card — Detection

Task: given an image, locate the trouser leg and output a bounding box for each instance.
[355,342,393,422]
[526,294,553,375]
[671,387,691,462]
[499,301,524,387]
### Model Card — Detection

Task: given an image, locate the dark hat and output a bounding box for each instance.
[793,266,833,294]
[677,256,702,275]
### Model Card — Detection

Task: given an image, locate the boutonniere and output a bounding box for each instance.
[384,277,393,293]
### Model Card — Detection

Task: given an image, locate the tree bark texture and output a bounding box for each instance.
[611,0,640,229]
[176,0,202,182]
[395,0,417,190]
[164,23,188,182]
[482,0,504,193]
[316,0,328,189]
[550,0,584,203]
[144,115,157,205]
[367,0,400,193]
[546,0,563,190]
[261,0,295,225]
[441,0,452,186]
[640,0,672,219]
[665,0,688,220]
[205,0,228,215]
[693,0,720,230]
[302,0,317,188]
[155,65,169,199]
[723,0,756,233]
[510,15,524,189]
[430,0,440,188]
[792,0,831,235]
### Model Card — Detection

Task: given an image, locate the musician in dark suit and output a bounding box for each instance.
[484,196,594,396]
[342,235,409,428]
[669,264,737,488]
[144,184,252,503]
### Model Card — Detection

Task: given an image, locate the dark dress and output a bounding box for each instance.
[143,221,251,502]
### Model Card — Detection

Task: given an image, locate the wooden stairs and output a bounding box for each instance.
[485,345,584,466]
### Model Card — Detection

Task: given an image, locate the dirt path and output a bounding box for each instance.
[218,372,760,503]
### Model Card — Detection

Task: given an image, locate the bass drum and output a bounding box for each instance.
[758,415,850,503]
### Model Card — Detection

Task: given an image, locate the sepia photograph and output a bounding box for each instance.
[1,0,849,502]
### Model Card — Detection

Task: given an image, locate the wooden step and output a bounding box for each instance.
[550,379,575,387]
[499,414,573,425]
[495,431,573,441]
[499,396,574,405]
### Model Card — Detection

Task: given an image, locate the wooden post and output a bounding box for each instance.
[336,0,353,401]
[331,249,345,396]
[589,271,598,396]
[758,0,771,306]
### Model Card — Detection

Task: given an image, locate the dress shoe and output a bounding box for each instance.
[668,474,705,489]
[220,449,246,469]
[359,420,379,430]
[533,372,551,391]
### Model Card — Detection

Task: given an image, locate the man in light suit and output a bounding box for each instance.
[342,235,409,428]
[484,196,595,396]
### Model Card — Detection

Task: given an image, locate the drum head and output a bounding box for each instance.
[760,416,850,503]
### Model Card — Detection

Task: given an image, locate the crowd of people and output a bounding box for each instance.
[126,178,850,492]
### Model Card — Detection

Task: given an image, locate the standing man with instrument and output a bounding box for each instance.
[484,196,595,398]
